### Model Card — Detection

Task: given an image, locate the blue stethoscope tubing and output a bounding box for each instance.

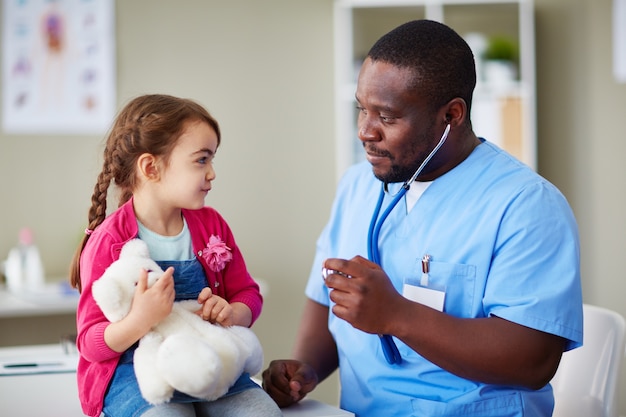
[366,123,451,365]
[367,185,406,364]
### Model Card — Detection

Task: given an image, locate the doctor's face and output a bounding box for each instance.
[355,58,439,184]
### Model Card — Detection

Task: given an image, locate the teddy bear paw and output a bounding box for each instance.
[157,334,225,399]
[138,381,175,405]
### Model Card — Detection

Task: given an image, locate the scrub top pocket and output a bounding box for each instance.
[413,260,477,318]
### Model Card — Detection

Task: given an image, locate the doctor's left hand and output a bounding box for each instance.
[323,256,407,335]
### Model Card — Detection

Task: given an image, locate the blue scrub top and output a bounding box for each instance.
[305,140,583,417]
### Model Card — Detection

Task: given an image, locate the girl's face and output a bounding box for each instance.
[158,120,219,210]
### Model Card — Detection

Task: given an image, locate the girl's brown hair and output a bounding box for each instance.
[69,94,220,292]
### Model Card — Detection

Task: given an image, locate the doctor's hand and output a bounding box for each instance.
[262,359,319,408]
[323,256,407,335]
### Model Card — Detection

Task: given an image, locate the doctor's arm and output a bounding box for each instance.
[393,308,566,389]
[262,298,339,407]
[324,256,567,390]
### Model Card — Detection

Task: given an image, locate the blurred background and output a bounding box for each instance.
[0,0,624,411]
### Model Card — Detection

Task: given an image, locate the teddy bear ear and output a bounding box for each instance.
[120,239,151,259]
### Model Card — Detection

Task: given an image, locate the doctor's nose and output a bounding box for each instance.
[357,118,379,143]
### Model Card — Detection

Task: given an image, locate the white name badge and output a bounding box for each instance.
[402,283,445,312]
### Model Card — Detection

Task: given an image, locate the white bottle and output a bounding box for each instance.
[4,228,45,293]
[5,246,24,293]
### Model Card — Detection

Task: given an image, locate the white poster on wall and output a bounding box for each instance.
[2,0,115,135]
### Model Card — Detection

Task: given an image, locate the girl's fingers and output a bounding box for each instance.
[136,269,148,292]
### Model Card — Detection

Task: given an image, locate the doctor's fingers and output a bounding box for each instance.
[263,360,317,406]
[327,280,375,322]
[331,294,390,335]
[323,256,381,277]
[324,267,387,293]
[330,280,397,324]
[330,301,377,334]
[349,255,382,271]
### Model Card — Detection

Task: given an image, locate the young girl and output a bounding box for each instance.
[69,94,282,417]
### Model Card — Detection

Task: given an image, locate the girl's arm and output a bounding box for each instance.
[104,267,175,352]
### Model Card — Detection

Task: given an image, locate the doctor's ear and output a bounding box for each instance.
[442,98,467,127]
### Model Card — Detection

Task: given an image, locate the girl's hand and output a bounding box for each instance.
[130,267,175,328]
[103,266,175,353]
[196,287,235,326]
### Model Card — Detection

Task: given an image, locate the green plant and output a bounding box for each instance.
[484,36,519,63]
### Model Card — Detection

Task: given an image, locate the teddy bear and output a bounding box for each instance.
[91,239,264,405]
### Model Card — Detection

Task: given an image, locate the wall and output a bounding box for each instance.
[535,0,626,411]
[1,0,625,412]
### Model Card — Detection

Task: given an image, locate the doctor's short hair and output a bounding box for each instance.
[367,19,476,115]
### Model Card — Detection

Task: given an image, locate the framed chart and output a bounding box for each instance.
[2,0,115,135]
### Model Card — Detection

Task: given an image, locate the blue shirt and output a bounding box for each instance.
[305,140,583,417]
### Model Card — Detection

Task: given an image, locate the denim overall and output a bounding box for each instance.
[102,258,258,417]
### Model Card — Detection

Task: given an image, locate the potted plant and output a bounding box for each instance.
[483,35,519,87]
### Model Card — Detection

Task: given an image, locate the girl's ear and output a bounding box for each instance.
[137,153,160,181]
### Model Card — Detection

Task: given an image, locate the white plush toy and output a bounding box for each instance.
[92,239,263,405]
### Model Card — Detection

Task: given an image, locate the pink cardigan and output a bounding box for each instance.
[75,199,262,417]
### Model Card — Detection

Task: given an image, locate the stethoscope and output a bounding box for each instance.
[367,123,451,365]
